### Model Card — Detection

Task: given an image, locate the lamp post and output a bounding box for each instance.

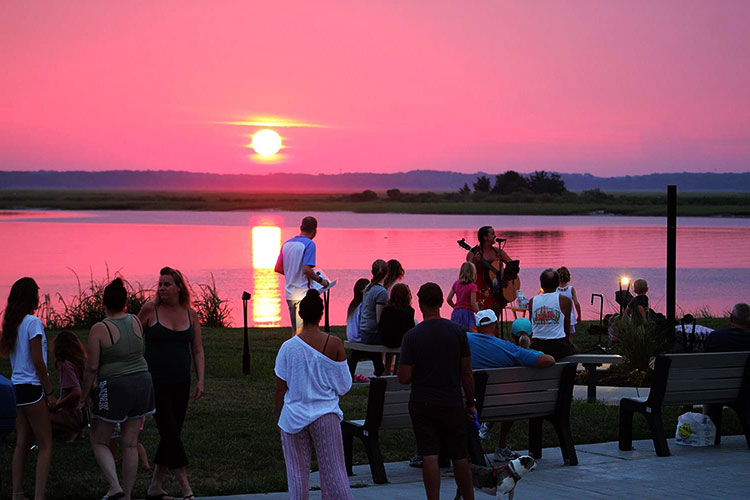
[242,291,251,375]
[618,277,631,314]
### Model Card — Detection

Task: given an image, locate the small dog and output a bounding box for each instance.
[455,455,536,500]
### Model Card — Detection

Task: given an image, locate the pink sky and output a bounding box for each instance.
[2,1,749,176]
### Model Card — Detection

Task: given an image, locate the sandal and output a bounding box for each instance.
[102,493,125,500]
[145,494,175,500]
[183,495,195,500]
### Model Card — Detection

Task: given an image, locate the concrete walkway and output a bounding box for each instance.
[196,435,750,499]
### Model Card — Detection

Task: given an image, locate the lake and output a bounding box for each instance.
[1,210,748,328]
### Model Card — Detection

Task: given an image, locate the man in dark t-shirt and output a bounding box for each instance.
[398,282,475,500]
[706,302,750,352]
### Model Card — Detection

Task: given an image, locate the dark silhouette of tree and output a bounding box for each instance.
[473,175,491,193]
[458,183,471,195]
[528,170,566,194]
[492,170,529,194]
[386,188,402,200]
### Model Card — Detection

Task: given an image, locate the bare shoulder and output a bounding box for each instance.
[140,301,156,315]
[188,307,200,322]
[88,322,107,341]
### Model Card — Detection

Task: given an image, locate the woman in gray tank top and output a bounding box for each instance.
[78,278,155,500]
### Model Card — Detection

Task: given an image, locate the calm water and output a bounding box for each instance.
[1,210,748,328]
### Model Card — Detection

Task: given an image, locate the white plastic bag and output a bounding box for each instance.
[675,412,716,446]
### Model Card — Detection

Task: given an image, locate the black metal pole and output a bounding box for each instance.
[666,185,677,324]
[242,291,251,375]
[324,288,330,333]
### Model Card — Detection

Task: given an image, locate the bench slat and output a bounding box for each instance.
[669,366,746,380]
[484,364,567,384]
[665,351,750,369]
[344,341,401,353]
[666,378,742,393]
[482,390,558,407]
[484,379,561,394]
[481,401,558,420]
[663,388,741,406]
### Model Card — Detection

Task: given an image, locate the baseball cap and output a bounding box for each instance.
[511,318,532,337]
[476,309,498,327]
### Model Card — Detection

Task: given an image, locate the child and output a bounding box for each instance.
[556,266,582,333]
[510,317,533,349]
[108,417,152,471]
[447,261,479,331]
[346,278,370,343]
[50,330,87,441]
[379,283,415,375]
[626,278,649,324]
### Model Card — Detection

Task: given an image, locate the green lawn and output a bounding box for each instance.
[0,320,742,499]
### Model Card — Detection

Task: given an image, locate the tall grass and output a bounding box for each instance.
[40,268,151,330]
[36,268,231,329]
[191,273,232,327]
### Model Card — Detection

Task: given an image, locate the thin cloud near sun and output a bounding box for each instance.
[219,115,330,128]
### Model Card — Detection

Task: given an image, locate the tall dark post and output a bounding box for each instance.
[242,291,251,375]
[666,185,677,324]
[323,289,330,333]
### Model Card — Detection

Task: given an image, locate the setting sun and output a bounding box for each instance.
[251,129,282,156]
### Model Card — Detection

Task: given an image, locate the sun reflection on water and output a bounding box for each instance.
[251,226,282,327]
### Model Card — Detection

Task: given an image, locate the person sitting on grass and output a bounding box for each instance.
[468,312,555,461]
[274,289,353,500]
[49,330,87,442]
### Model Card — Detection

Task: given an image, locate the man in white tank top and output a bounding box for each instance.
[528,269,579,360]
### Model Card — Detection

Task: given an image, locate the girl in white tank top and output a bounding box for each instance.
[556,266,582,332]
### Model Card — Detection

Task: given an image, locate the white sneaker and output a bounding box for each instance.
[478,423,491,440]
[493,446,520,462]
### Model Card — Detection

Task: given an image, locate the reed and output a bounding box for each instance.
[191,273,232,327]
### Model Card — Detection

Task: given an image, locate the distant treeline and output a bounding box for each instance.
[2,169,750,192]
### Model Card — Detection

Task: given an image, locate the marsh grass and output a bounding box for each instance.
[40,268,151,330]
[37,269,231,330]
[2,190,749,217]
[191,273,232,327]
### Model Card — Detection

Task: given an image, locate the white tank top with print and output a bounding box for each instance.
[531,292,566,340]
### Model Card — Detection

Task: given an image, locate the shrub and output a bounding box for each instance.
[610,315,665,372]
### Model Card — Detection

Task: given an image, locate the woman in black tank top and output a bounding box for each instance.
[139,267,205,500]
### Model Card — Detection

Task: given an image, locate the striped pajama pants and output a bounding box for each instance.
[280,413,353,500]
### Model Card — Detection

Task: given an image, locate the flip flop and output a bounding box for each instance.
[145,494,175,500]
[102,493,125,500]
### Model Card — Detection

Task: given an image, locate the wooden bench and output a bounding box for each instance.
[561,354,624,403]
[343,341,400,353]
[344,340,401,377]
[619,351,750,456]
[475,362,579,465]
[341,375,411,484]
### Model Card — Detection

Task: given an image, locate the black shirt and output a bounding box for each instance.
[379,305,415,348]
[705,328,750,352]
[399,318,470,407]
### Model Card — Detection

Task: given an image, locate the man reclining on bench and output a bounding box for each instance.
[468,312,555,461]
